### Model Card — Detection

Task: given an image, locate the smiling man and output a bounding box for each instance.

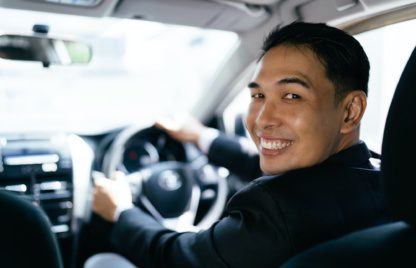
[87,22,390,268]
[246,44,364,175]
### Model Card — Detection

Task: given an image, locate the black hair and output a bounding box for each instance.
[260,22,370,102]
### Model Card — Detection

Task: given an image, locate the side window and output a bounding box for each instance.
[222,88,251,137]
[356,19,416,153]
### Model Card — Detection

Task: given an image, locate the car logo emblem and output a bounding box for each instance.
[158,170,182,191]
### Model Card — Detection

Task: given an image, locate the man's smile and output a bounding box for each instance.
[259,138,294,151]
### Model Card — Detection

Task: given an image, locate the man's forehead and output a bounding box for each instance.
[252,45,327,81]
[261,45,321,67]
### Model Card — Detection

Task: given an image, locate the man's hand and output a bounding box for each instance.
[154,113,206,145]
[92,171,132,222]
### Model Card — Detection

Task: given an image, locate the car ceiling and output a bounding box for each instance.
[1,0,415,33]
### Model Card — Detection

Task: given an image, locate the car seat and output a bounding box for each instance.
[0,190,64,268]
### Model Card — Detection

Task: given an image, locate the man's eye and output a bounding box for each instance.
[251,93,264,99]
[284,93,300,99]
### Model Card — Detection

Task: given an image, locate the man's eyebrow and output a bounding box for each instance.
[247,77,310,89]
[278,77,310,88]
[247,82,259,89]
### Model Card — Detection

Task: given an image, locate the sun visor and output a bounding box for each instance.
[112,0,271,32]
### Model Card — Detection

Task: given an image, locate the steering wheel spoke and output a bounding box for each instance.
[140,185,201,232]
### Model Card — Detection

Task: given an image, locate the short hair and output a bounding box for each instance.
[260,22,370,102]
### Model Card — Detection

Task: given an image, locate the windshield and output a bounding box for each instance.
[0,8,238,135]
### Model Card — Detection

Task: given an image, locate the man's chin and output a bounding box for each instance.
[260,165,288,176]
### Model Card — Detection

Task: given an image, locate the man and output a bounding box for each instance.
[88,22,389,267]
[154,115,262,181]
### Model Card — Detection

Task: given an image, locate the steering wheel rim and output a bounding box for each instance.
[102,124,228,232]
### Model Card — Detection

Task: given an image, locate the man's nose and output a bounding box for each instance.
[256,100,283,129]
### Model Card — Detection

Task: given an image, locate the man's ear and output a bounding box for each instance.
[340,90,367,134]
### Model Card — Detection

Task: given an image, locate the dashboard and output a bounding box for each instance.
[0,133,93,265]
[0,127,206,231]
[0,126,228,267]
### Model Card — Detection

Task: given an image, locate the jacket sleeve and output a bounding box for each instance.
[110,181,291,268]
[207,134,262,181]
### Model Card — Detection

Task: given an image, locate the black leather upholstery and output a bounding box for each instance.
[382,46,416,225]
[281,46,416,268]
[0,190,64,268]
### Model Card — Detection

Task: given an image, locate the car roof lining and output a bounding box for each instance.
[0,0,119,17]
[0,0,415,33]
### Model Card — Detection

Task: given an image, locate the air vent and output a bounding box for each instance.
[0,135,74,237]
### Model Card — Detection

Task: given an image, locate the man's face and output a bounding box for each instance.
[245,45,347,175]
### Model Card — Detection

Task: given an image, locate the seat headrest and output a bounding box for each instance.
[381,46,416,224]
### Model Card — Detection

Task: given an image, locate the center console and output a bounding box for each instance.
[0,135,74,236]
[0,133,94,267]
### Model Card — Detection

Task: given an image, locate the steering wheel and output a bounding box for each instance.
[102,125,228,232]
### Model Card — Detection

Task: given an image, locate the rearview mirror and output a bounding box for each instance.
[0,34,92,67]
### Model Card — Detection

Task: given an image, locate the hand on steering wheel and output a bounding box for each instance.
[102,125,228,232]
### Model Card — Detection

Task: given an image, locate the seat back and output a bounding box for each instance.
[281,46,416,268]
[382,47,416,224]
[0,190,64,268]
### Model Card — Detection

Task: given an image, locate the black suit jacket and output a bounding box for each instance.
[110,142,389,268]
[207,134,262,181]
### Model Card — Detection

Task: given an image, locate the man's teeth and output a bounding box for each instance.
[261,139,293,150]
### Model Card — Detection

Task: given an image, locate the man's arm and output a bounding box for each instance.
[207,134,261,181]
[93,174,290,268]
[110,182,290,268]
[155,115,262,181]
